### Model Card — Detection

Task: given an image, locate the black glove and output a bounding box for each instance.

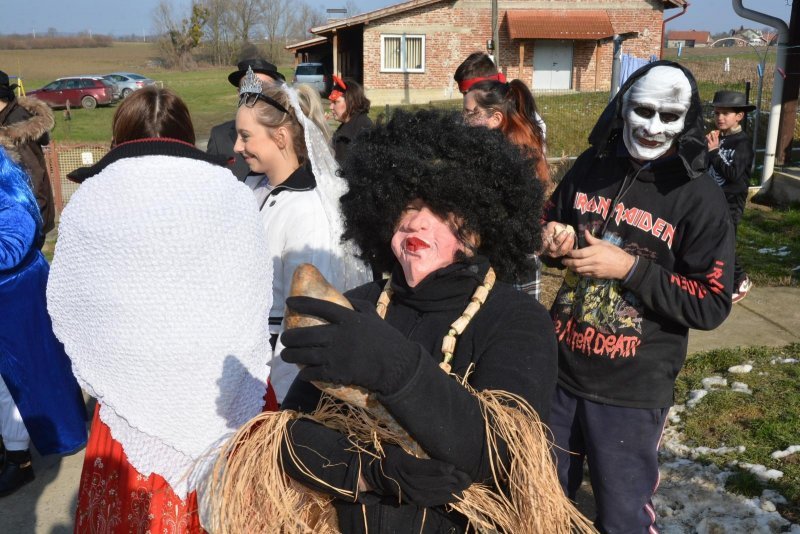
[281,296,422,396]
[282,419,471,508]
[280,418,362,500]
[362,443,472,507]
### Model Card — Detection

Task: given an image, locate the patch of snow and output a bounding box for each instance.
[687,389,708,409]
[728,364,753,374]
[770,357,799,364]
[655,424,797,533]
[702,376,728,389]
[739,463,784,481]
[761,500,776,512]
[771,445,800,460]
[757,246,791,257]
[762,489,788,505]
[654,457,793,533]
[667,405,684,424]
[731,382,753,394]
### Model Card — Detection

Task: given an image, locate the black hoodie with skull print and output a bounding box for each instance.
[543,61,735,409]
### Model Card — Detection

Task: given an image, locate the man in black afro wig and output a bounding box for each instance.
[338,108,544,282]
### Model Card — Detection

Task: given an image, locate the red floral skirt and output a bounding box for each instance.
[74,383,279,533]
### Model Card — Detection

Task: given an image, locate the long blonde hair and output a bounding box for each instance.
[249,84,331,165]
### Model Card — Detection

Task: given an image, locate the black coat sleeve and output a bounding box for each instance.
[377,294,557,483]
[206,127,220,155]
[622,183,735,330]
[709,136,753,193]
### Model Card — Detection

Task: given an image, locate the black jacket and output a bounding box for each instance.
[544,61,735,409]
[282,257,557,533]
[708,129,753,198]
[206,119,250,180]
[332,112,373,164]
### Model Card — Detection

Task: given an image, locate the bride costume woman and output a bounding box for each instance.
[232,68,371,403]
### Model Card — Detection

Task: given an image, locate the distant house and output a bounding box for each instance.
[761,31,777,46]
[733,28,767,46]
[665,30,711,48]
[287,0,686,105]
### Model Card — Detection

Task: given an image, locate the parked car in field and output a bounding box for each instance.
[28,76,114,109]
[105,72,156,98]
[71,75,121,101]
[293,63,332,96]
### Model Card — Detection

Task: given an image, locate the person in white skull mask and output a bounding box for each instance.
[622,65,692,161]
[539,61,735,532]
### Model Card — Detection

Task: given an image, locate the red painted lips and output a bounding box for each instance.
[405,236,429,252]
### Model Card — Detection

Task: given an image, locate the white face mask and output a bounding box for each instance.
[622,66,692,161]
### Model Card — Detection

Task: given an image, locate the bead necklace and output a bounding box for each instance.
[375,267,497,373]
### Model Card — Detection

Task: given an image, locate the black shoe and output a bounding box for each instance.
[0,449,35,497]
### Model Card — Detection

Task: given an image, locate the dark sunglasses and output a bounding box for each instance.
[238,92,289,114]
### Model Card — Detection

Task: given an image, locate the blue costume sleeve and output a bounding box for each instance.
[0,194,36,271]
[0,191,87,455]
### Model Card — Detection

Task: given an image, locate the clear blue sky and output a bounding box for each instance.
[0,0,793,36]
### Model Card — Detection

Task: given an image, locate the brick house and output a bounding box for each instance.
[287,0,686,105]
[665,30,712,48]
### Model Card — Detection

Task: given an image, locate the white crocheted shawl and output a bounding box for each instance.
[47,155,273,499]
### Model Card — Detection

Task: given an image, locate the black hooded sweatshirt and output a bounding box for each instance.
[543,61,735,409]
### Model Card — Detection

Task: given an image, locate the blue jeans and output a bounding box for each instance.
[550,385,668,534]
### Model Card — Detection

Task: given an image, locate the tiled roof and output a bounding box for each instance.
[667,30,711,42]
[506,10,614,40]
[285,36,327,51]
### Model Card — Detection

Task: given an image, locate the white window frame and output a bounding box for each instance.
[380,34,426,73]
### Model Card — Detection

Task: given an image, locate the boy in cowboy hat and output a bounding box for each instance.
[706,90,755,303]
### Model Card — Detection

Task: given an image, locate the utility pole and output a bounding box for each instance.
[491,0,499,67]
[776,0,799,165]
[609,32,639,101]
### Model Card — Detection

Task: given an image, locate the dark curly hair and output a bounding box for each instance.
[338,109,543,281]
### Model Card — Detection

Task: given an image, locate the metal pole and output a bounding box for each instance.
[731,0,790,185]
[752,61,764,174]
[491,0,499,68]
[609,35,623,101]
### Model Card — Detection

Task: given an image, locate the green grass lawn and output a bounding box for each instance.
[738,204,800,287]
[674,344,800,523]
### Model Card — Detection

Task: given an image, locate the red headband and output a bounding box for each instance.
[329,75,347,102]
[458,72,507,94]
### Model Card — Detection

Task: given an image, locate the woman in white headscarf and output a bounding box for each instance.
[49,87,273,533]
[233,69,371,402]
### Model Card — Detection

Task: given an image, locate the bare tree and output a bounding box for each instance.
[202,0,237,64]
[230,0,264,44]
[153,1,210,69]
[289,2,326,41]
[343,0,362,17]
[262,0,293,61]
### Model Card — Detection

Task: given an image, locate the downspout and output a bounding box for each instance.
[731,0,790,184]
[661,2,689,60]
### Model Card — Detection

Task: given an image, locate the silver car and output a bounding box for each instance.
[105,72,156,98]
[293,63,332,96]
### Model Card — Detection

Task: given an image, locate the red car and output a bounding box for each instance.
[27,76,114,110]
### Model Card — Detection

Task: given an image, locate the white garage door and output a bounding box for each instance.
[534,40,573,90]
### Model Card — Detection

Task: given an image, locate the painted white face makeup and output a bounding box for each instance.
[391,200,466,287]
[622,66,692,161]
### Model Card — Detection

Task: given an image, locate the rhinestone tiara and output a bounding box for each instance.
[238,66,263,96]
